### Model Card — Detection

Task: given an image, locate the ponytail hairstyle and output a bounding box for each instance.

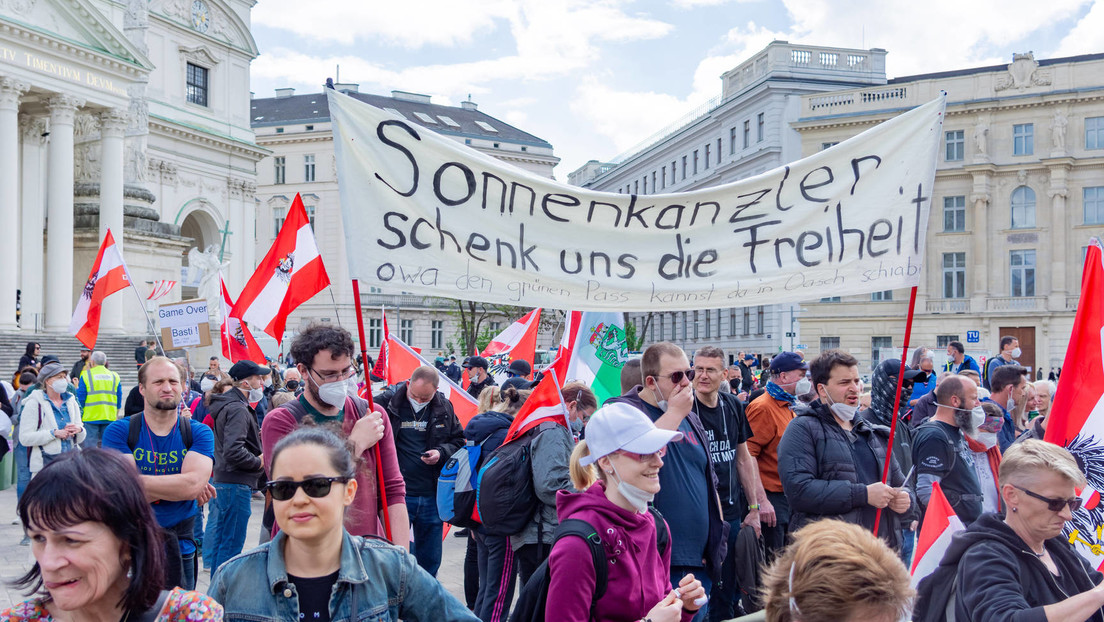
[494,386,532,416]
[569,440,605,491]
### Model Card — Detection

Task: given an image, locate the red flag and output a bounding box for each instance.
[387,333,478,426]
[910,481,965,587]
[1044,238,1104,568]
[481,308,541,382]
[372,308,389,382]
[232,193,329,341]
[501,370,569,445]
[220,276,266,363]
[146,279,177,301]
[69,229,130,348]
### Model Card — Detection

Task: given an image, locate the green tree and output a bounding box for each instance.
[623,311,654,351]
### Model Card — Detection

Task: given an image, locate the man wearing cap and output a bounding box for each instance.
[206,360,268,572]
[504,358,532,382]
[737,353,755,393]
[103,356,215,590]
[745,351,810,557]
[76,350,122,448]
[858,358,926,562]
[465,356,495,399]
[608,342,729,621]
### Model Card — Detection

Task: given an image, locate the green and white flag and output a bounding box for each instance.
[549,311,630,406]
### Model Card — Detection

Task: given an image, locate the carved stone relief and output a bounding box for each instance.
[74,142,101,182]
[995,53,1052,91]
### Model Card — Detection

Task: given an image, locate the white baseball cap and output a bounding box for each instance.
[579,402,683,466]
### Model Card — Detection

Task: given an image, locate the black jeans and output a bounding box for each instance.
[162,516,197,590]
[464,532,479,609]
[513,542,550,587]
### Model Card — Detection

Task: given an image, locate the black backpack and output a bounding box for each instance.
[475,421,558,537]
[126,413,193,451]
[509,505,669,622]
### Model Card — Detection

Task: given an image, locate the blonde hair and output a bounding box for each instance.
[269,391,295,409]
[1000,438,1086,489]
[761,519,914,622]
[477,385,500,414]
[569,440,605,491]
[493,386,531,416]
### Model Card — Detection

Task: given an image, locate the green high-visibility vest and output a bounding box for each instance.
[80,365,120,422]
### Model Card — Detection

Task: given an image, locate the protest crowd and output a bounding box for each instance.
[0,318,1094,622]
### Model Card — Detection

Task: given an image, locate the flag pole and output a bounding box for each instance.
[549,368,571,430]
[327,285,343,327]
[351,278,392,542]
[874,285,919,536]
[111,228,165,355]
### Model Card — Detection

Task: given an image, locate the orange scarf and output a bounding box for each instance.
[965,436,1003,512]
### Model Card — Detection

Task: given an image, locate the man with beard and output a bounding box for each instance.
[912,375,985,527]
[102,356,215,589]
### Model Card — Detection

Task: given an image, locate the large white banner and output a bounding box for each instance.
[329,90,945,311]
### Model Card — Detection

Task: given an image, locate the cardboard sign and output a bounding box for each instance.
[158,298,212,349]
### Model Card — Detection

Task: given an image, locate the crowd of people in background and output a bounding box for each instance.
[0,329,1090,621]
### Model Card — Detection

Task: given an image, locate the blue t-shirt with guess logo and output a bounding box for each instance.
[103,416,214,546]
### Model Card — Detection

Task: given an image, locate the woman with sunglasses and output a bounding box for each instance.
[551,402,705,622]
[209,426,477,621]
[915,439,1104,621]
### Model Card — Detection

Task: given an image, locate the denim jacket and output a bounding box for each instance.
[208,529,479,621]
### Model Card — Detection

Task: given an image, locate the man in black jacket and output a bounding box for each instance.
[778,349,913,550]
[207,359,267,574]
[384,365,464,577]
[464,356,495,400]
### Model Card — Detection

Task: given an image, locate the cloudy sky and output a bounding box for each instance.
[249,0,1103,179]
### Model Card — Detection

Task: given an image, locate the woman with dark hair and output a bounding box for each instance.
[18,342,40,373]
[210,426,477,621]
[3,449,221,621]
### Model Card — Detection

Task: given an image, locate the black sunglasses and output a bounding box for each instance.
[1013,485,1082,513]
[266,476,350,501]
[655,369,696,384]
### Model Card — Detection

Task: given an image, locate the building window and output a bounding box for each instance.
[757,113,765,142]
[661,167,666,189]
[303,204,316,229]
[634,180,639,194]
[400,319,414,344]
[274,156,285,185]
[681,156,687,180]
[1011,186,1036,229]
[820,296,840,302]
[871,336,892,368]
[871,290,893,301]
[821,142,839,150]
[730,127,737,154]
[186,63,208,107]
[704,144,710,169]
[716,138,722,164]
[305,125,314,131]
[820,337,840,351]
[1088,117,1104,150]
[945,130,964,161]
[1013,123,1034,155]
[368,318,381,348]
[756,305,764,334]
[273,206,285,238]
[742,308,750,336]
[431,320,443,349]
[671,161,677,183]
[489,321,501,334]
[943,196,966,232]
[692,311,700,339]
[936,335,960,348]
[652,171,657,193]
[1085,186,1104,225]
[304,154,315,182]
[1010,249,1036,297]
[681,312,688,340]
[658,315,665,341]
[729,309,736,337]
[743,120,750,148]
[642,176,647,194]
[693,150,698,175]
[704,310,711,338]
[942,252,966,298]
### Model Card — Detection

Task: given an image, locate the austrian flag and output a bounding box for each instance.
[232,193,330,341]
[220,276,266,363]
[69,229,131,348]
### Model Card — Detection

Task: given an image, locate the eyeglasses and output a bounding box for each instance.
[1013,485,1082,513]
[616,446,667,462]
[693,367,724,376]
[309,366,356,383]
[266,476,350,501]
[655,369,695,384]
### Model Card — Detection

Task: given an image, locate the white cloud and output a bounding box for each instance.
[1053,1,1104,57]
[569,76,693,156]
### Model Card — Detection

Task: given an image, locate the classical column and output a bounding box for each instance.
[20,115,47,330]
[0,77,28,330]
[99,108,128,334]
[44,94,84,332]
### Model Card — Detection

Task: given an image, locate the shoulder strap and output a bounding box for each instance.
[348,395,369,421]
[647,506,670,556]
[281,396,309,423]
[554,518,609,608]
[180,416,193,449]
[127,413,144,451]
[132,589,171,622]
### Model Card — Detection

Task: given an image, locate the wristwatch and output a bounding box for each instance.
[748,503,760,510]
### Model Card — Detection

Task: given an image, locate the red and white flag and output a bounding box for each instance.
[386,333,478,426]
[501,369,569,445]
[70,229,131,348]
[481,308,541,383]
[232,193,330,341]
[146,280,177,301]
[1045,238,1104,568]
[372,307,389,382]
[220,276,266,364]
[911,481,965,587]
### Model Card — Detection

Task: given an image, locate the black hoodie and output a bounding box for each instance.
[209,388,264,486]
[914,512,1103,622]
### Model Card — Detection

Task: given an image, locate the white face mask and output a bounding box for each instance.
[310,373,348,407]
[247,386,265,402]
[49,379,68,395]
[651,382,668,412]
[1011,347,1022,358]
[795,378,812,395]
[1007,397,1017,412]
[823,391,857,421]
[939,402,986,432]
[409,397,430,413]
[346,377,359,397]
[610,462,654,513]
[970,430,999,449]
[200,378,215,392]
[264,376,273,388]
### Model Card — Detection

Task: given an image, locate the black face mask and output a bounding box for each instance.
[285,380,300,391]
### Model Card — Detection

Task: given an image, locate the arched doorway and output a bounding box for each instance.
[179,205,221,299]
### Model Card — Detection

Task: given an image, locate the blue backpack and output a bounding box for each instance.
[437,437,491,528]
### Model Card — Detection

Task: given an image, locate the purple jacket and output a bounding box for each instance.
[547,484,695,622]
